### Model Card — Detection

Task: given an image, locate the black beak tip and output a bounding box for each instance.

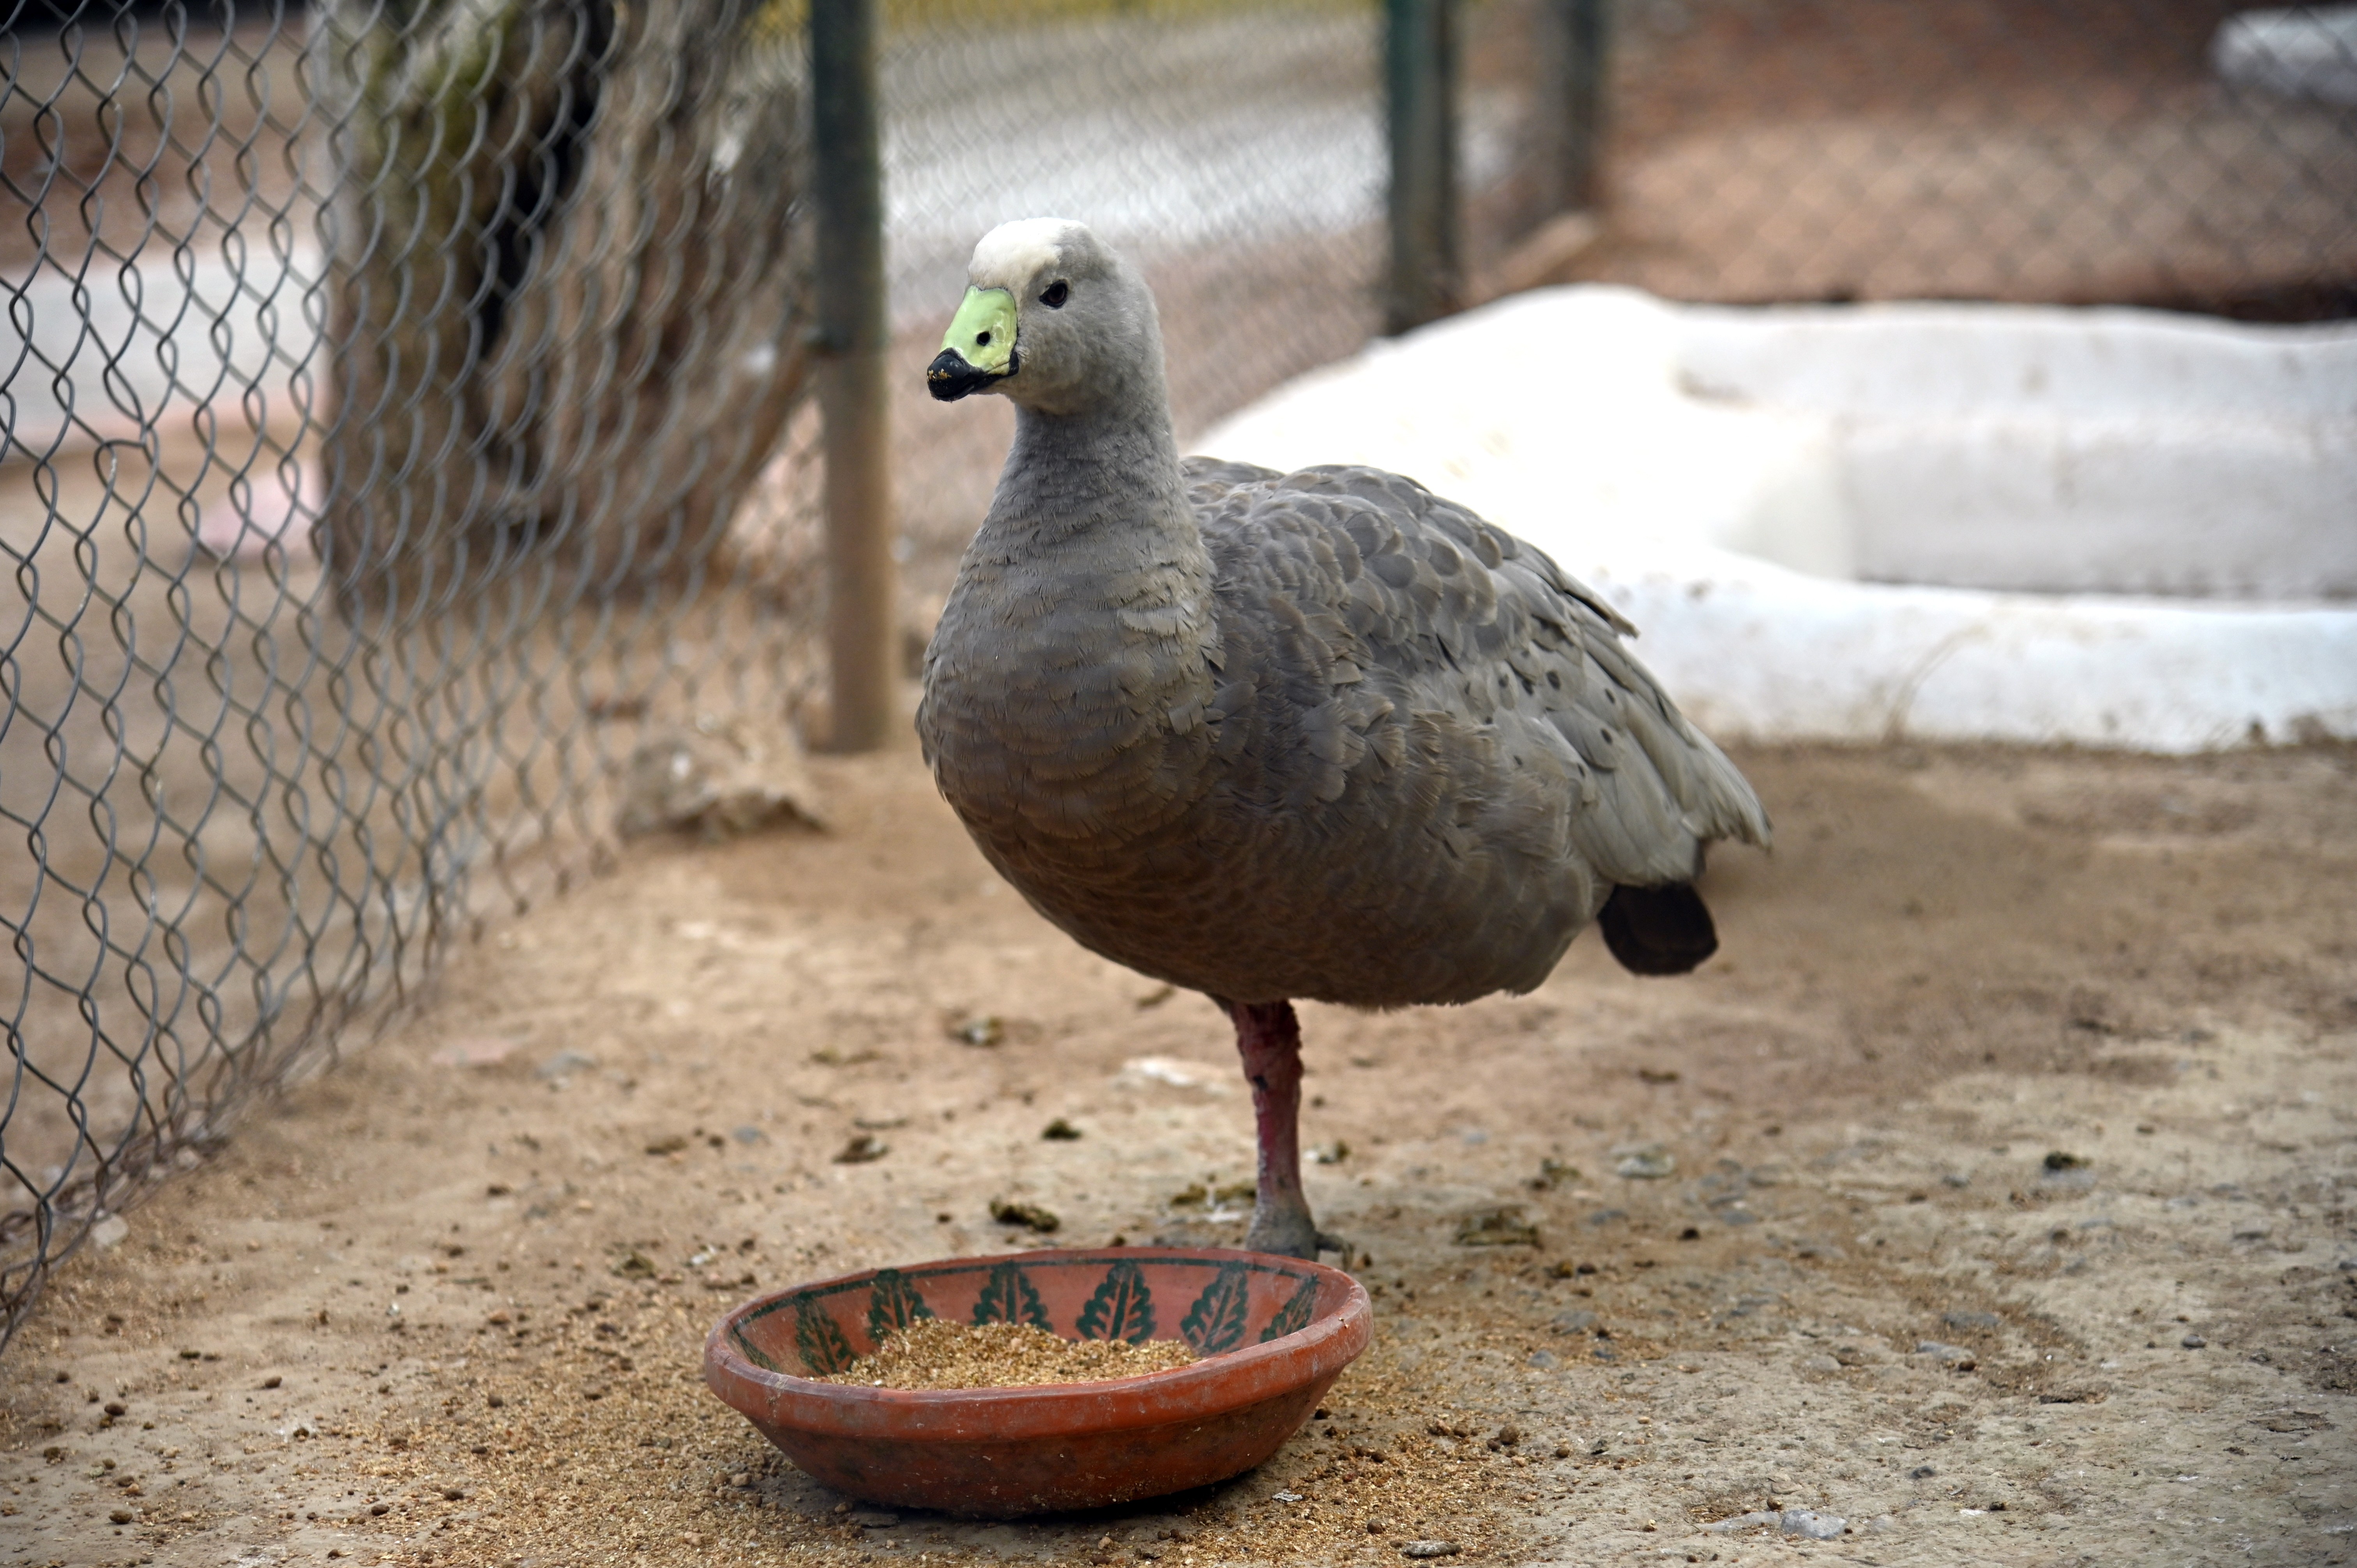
[927,349,988,403]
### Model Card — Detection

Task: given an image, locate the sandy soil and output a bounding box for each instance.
[4,731,2353,1567]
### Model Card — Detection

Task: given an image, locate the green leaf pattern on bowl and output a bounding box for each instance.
[972,1259,1053,1330]
[749,1255,1327,1379]
[1076,1258,1157,1344]
[732,1324,784,1374]
[794,1291,859,1376]
[866,1268,936,1343]
[1259,1272,1320,1343]
[1178,1261,1252,1354]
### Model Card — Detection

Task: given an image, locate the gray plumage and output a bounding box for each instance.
[918,219,1768,1255]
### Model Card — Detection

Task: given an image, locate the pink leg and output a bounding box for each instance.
[1223,999,1329,1259]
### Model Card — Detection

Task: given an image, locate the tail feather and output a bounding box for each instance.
[1598,883,1718,976]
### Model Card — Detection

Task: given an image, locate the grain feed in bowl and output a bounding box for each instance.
[817,1318,1196,1390]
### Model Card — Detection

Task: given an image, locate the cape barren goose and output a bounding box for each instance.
[919,219,1770,1258]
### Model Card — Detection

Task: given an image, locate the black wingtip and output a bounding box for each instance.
[1598,883,1719,976]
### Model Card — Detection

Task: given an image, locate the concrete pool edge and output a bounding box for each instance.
[1198,287,2357,752]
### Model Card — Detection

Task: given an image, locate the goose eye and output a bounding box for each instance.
[1040,280,1069,308]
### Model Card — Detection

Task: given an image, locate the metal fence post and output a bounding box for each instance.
[1534,0,1610,215]
[1385,0,1460,334]
[811,0,897,752]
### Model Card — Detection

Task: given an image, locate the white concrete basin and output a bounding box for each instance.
[1198,288,2357,751]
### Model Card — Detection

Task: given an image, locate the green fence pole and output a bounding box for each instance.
[811,0,897,752]
[1386,0,1460,334]
[1536,0,1610,215]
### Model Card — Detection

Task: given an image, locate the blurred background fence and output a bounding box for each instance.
[5,0,2353,1346]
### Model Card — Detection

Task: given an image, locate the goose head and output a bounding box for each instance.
[926,219,1163,418]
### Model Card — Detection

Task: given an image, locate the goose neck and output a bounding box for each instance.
[995,399,1190,541]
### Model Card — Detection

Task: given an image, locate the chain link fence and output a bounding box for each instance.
[1479,0,2357,316]
[6,0,2354,1349]
[1,0,830,1346]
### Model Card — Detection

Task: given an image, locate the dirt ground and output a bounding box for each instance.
[3,731,2352,1567]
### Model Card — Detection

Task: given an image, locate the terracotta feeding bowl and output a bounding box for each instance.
[703,1247,1371,1517]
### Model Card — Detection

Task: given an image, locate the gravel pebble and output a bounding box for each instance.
[1612,1143,1676,1179]
[1706,1509,1846,1539]
[1401,1543,1461,1559]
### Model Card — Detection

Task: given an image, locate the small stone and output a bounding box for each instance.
[429,1036,520,1068]
[1943,1310,2001,1330]
[616,722,825,840]
[1526,1350,1558,1369]
[951,1015,1005,1048]
[102,1401,126,1417]
[1613,1143,1676,1180]
[988,1198,1061,1233]
[1401,1543,1461,1560]
[833,1133,889,1164]
[1781,1510,1846,1540]
[110,1508,134,1524]
[261,1374,283,1389]
[92,1216,129,1250]
[1703,1511,1780,1533]
[1530,1157,1579,1189]
[729,1472,753,1488]
[441,1487,466,1501]
[1909,1464,1937,1479]
[2182,1333,2207,1349]
[1916,1340,1977,1369]
[1801,1354,1841,1373]
[1454,1206,1539,1247]
[848,1510,899,1529]
[1548,1309,1597,1334]
[1041,1118,1083,1141]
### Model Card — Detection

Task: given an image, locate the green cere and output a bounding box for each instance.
[942,286,1019,374]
